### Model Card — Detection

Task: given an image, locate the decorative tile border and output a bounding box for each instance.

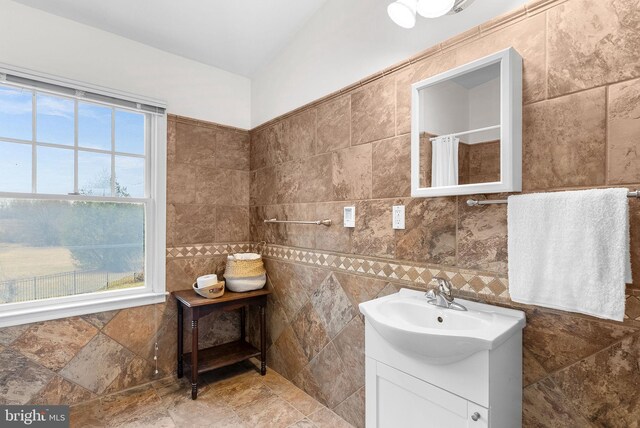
[260,243,511,301]
[166,242,640,323]
[166,242,254,259]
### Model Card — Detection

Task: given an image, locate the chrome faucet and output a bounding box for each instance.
[425,277,467,311]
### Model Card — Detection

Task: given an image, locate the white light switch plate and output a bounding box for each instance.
[393,205,405,230]
[344,206,355,228]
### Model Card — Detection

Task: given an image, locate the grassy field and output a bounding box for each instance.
[0,244,77,281]
[0,244,143,302]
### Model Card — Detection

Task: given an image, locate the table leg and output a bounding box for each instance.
[191,316,199,399]
[260,304,267,376]
[177,302,183,378]
[240,306,246,343]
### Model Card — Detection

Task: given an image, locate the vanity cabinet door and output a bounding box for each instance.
[368,360,489,428]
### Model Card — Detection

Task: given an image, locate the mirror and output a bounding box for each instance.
[411,48,522,197]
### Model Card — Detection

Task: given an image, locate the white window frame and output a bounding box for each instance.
[0,64,167,327]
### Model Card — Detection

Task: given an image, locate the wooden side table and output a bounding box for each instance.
[173,288,270,399]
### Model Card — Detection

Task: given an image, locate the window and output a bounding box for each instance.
[0,68,166,327]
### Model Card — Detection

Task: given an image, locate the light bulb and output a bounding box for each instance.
[387,0,417,29]
[417,0,455,18]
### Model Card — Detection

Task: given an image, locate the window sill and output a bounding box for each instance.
[0,292,168,328]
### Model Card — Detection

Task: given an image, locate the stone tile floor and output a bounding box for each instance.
[69,359,353,427]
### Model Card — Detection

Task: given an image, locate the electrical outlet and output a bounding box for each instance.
[392,205,405,230]
[344,206,355,228]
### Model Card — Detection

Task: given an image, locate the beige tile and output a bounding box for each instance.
[160,382,243,427]
[251,166,278,206]
[273,109,317,165]
[59,333,134,395]
[351,77,395,145]
[457,195,509,275]
[314,202,352,253]
[12,317,98,371]
[523,348,548,388]
[167,117,176,165]
[332,317,365,389]
[235,392,305,428]
[372,135,411,198]
[103,305,157,352]
[522,379,591,428]
[196,167,249,206]
[523,88,606,190]
[333,272,387,307]
[104,356,156,394]
[30,375,95,405]
[523,307,636,374]
[216,205,250,241]
[333,387,365,428]
[0,348,55,405]
[81,310,119,330]
[308,407,353,428]
[166,203,176,246]
[173,203,217,244]
[215,127,250,171]
[0,324,30,346]
[294,342,359,409]
[547,0,640,97]
[69,400,104,428]
[100,384,174,427]
[175,122,216,167]
[281,204,317,248]
[265,260,312,320]
[608,77,640,184]
[271,326,309,380]
[317,96,351,154]
[290,302,330,362]
[167,162,196,204]
[310,273,357,339]
[352,199,397,258]
[552,334,640,426]
[332,144,372,201]
[395,197,457,265]
[278,153,333,204]
[251,125,274,170]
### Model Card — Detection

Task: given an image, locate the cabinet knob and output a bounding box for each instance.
[471,412,481,421]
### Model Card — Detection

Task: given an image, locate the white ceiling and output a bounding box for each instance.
[11,0,329,77]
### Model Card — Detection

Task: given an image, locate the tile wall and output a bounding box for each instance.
[247,0,640,426]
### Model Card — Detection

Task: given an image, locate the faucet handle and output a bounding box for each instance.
[432,277,454,302]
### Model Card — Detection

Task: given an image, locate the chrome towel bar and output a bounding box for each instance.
[264,218,332,226]
[467,190,639,206]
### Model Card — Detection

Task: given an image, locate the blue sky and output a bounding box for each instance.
[0,85,145,197]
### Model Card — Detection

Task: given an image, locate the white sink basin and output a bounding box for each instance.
[359,288,526,365]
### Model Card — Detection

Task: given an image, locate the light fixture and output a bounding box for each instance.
[417,0,456,18]
[388,0,475,28]
[387,0,417,29]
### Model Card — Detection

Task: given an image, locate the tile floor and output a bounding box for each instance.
[69,359,353,427]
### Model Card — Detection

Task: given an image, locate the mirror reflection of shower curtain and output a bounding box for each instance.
[431,136,459,187]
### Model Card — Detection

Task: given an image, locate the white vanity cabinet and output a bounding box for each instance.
[360,289,525,428]
[369,361,489,428]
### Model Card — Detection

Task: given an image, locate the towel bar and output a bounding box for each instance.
[264,218,332,226]
[467,190,639,206]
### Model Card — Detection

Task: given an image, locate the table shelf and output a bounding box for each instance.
[184,340,261,375]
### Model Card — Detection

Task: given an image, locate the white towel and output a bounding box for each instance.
[507,188,631,321]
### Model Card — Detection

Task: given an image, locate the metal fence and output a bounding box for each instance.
[0,270,141,303]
